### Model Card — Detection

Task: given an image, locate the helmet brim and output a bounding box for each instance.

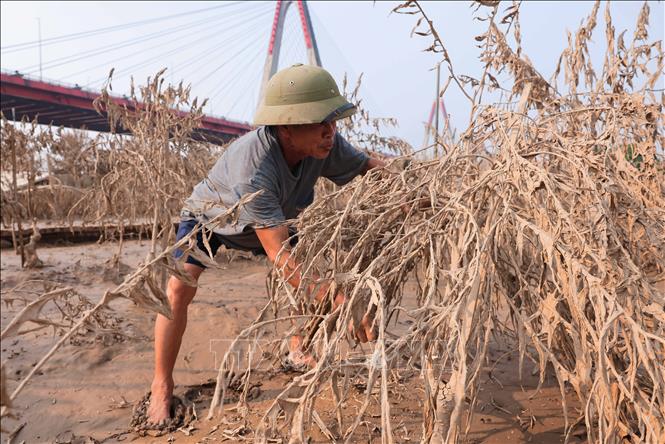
[254,95,356,126]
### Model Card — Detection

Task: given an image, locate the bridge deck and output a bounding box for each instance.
[1,72,252,144]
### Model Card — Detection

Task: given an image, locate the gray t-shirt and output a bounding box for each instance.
[183,126,369,250]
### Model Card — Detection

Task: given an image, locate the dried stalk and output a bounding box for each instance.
[0,191,258,423]
[210,2,664,443]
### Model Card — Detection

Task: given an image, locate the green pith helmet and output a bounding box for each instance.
[254,64,357,125]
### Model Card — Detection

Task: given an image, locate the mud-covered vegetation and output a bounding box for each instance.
[1,1,663,443]
[212,2,665,443]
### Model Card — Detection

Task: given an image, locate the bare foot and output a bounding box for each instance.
[287,335,317,368]
[147,380,173,426]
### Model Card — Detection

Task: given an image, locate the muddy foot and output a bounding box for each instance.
[147,389,171,427]
[130,392,193,436]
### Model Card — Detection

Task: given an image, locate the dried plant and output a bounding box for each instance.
[0,117,55,265]
[315,75,413,206]
[0,192,258,426]
[1,71,256,428]
[1,71,225,265]
[337,74,412,157]
[89,69,225,270]
[207,2,665,443]
[1,2,663,442]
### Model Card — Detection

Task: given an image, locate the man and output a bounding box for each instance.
[148,64,384,425]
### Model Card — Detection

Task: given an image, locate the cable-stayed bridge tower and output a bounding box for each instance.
[257,0,322,109]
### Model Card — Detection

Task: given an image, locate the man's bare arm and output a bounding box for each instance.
[254,225,344,308]
[362,155,387,174]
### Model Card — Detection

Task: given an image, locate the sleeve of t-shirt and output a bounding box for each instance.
[321,134,370,186]
[234,169,285,230]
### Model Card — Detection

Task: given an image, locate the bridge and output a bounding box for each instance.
[0,71,252,143]
[0,0,322,144]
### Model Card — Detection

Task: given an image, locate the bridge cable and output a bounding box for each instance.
[112,9,270,90]
[189,31,266,90]
[284,16,307,68]
[217,10,305,121]
[81,7,273,89]
[168,7,274,85]
[205,36,269,108]
[308,7,383,114]
[226,47,266,120]
[62,5,273,82]
[19,3,270,75]
[199,36,266,101]
[209,9,308,120]
[1,2,247,53]
[208,36,269,116]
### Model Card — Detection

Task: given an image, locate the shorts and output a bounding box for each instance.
[173,219,297,269]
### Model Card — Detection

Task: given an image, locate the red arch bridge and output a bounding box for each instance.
[0,71,252,144]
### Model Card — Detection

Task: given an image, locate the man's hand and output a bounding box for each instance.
[349,311,376,343]
[332,292,376,343]
[256,225,376,343]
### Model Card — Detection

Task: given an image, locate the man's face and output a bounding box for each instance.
[281,121,337,159]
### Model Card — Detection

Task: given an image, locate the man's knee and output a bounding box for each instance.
[167,265,203,313]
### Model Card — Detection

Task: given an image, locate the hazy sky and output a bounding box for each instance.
[1,1,663,148]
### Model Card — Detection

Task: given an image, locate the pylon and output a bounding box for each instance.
[257,0,322,110]
[422,97,450,152]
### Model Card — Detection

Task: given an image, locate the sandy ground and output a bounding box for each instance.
[1,240,582,443]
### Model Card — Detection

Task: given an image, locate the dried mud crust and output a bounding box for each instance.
[183,374,262,404]
[54,431,100,444]
[129,377,263,437]
[130,392,193,436]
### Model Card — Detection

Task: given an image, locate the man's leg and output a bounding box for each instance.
[148,263,204,425]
